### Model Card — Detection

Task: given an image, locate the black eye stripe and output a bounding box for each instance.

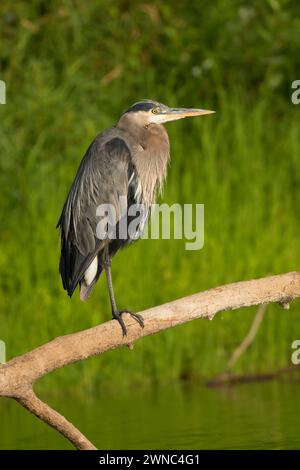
[126,101,157,113]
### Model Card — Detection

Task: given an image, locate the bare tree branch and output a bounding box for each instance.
[0,272,299,450]
[16,391,96,450]
[207,303,267,386]
[227,303,267,369]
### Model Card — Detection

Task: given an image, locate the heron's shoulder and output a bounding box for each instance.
[85,128,137,163]
[93,127,131,146]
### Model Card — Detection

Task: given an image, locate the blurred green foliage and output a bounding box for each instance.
[1,0,300,103]
[0,0,300,390]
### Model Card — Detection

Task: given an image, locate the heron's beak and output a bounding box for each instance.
[159,107,215,123]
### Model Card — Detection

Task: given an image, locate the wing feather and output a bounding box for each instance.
[57,133,132,296]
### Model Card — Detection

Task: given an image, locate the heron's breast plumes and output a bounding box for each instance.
[132,124,170,207]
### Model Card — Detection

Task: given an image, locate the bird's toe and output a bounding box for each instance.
[112,309,144,336]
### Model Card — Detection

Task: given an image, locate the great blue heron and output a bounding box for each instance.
[57,100,214,335]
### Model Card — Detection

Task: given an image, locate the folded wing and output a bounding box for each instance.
[57,134,134,297]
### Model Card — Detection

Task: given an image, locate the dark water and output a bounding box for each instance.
[0,381,299,449]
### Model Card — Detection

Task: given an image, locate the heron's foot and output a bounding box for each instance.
[112,309,144,337]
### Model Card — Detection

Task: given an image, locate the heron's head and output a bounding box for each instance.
[120,100,215,127]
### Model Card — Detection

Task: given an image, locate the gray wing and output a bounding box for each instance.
[57,133,134,296]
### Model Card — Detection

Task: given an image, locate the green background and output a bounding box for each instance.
[0,0,300,392]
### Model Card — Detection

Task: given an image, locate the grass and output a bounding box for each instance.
[1,84,300,390]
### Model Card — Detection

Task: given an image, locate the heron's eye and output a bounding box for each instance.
[151,108,158,114]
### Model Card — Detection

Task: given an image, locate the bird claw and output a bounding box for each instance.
[113,310,144,337]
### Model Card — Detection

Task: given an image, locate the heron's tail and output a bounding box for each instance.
[79,263,103,301]
[58,224,103,298]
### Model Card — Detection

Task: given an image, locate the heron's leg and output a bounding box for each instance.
[103,253,118,312]
[103,249,144,336]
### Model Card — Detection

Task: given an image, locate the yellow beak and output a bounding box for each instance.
[159,107,215,123]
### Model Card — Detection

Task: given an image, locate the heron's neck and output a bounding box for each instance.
[117,115,170,204]
[117,115,169,150]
